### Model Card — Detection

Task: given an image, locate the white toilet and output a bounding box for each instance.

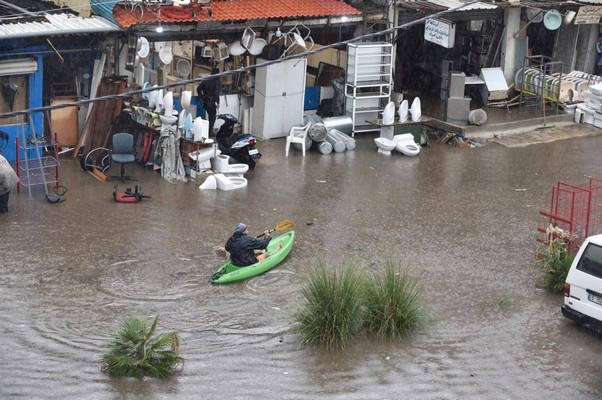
[214,173,248,191]
[213,154,249,174]
[374,137,396,155]
[393,133,421,157]
[189,146,220,165]
[199,174,217,190]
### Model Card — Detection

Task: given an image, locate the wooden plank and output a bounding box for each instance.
[87,167,108,182]
[91,168,108,182]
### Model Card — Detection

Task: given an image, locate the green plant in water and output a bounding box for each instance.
[531,239,575,294]
[102,316,182,378]
[362,259,425,337]
[294,261,363,350]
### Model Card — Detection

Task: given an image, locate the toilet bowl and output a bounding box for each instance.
[213,154,249,174]
[393,133,420,157]
[189,145,220,164]
[374,137,396,155]
[199,175,217,190]
[214,173,248,191]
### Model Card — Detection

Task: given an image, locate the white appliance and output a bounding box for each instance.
[253,57,306,139]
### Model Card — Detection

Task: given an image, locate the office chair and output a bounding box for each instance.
[111,133,136,182]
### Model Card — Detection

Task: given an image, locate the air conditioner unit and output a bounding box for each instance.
[213,42,229,61]
[202,47,214,58]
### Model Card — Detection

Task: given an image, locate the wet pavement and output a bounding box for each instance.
[2,126,602,399]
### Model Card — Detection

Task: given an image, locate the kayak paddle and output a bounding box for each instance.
[257,219,294,237]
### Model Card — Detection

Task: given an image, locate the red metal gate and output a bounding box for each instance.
[537,178,602,251]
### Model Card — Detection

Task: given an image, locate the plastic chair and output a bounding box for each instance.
[285,122,311,157]
[111,133,136,182]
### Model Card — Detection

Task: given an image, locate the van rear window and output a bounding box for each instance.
[577,243,602,279]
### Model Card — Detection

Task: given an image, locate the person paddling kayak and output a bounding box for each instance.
[225,223,272,267]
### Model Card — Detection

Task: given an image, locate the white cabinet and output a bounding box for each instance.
[253,58,306,139]
[345,42,392,135]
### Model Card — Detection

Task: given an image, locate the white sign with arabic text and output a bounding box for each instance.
[424,18,456,49]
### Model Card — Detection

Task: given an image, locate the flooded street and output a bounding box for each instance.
[2,128,602,399]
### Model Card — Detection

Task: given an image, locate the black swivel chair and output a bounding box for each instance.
[111,133,136,182]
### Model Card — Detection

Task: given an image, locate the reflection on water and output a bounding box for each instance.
[1,134,602,399]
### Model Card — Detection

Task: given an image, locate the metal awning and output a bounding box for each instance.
[0,13,122,40]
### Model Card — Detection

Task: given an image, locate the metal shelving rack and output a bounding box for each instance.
[345,42,393,136]
[16,116,61,198]
[518,55,562,116]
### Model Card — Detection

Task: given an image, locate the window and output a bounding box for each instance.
[0,75,28,126]
[577,243,602,280]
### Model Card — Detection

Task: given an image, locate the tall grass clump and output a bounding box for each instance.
[363,259,425,337]
[531,239,575,293]
[102,316,182,378]
[294,262,364,350]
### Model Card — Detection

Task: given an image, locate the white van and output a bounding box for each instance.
[562,234,602,332]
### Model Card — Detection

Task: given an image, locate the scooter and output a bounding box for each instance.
[215,113,261,169]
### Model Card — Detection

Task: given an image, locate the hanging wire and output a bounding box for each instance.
[0,0,482,120]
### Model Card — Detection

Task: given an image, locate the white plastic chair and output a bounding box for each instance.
[285,122,311,157]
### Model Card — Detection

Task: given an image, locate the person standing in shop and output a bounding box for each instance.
[197,67,222,136]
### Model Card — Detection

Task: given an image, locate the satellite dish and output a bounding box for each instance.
[248,38,267,55]
[229,41,246,56]
[543,9,562,31]
[526,8,544,23]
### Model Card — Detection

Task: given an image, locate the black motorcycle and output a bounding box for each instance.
[215,113,261,169]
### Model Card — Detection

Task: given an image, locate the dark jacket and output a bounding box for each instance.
[225,232,271,267]
[197,77,221,104]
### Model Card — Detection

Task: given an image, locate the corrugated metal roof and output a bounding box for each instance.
[396,0,497,11]
[90,0,119,25]
[427,0,497,10]
[0,13,121,39]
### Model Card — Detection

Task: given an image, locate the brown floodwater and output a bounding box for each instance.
[2,129,602,399]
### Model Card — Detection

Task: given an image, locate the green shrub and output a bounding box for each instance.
[294,262,364,350]
[363,259,425,337]
[102,316,182,378]
[531,239,576,294]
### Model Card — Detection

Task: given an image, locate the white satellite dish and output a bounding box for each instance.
[229,41,246,56]
[248,38,267,55]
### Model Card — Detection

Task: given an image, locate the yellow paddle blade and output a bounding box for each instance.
[274,219,294,231]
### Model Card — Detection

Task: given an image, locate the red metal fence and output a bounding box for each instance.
[537,178,602,251]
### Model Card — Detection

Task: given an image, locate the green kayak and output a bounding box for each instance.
[211,231,295,284]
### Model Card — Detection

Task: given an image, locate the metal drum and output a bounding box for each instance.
[303,114,328,142]
[322,115,353,136]
[317,140,333,155]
